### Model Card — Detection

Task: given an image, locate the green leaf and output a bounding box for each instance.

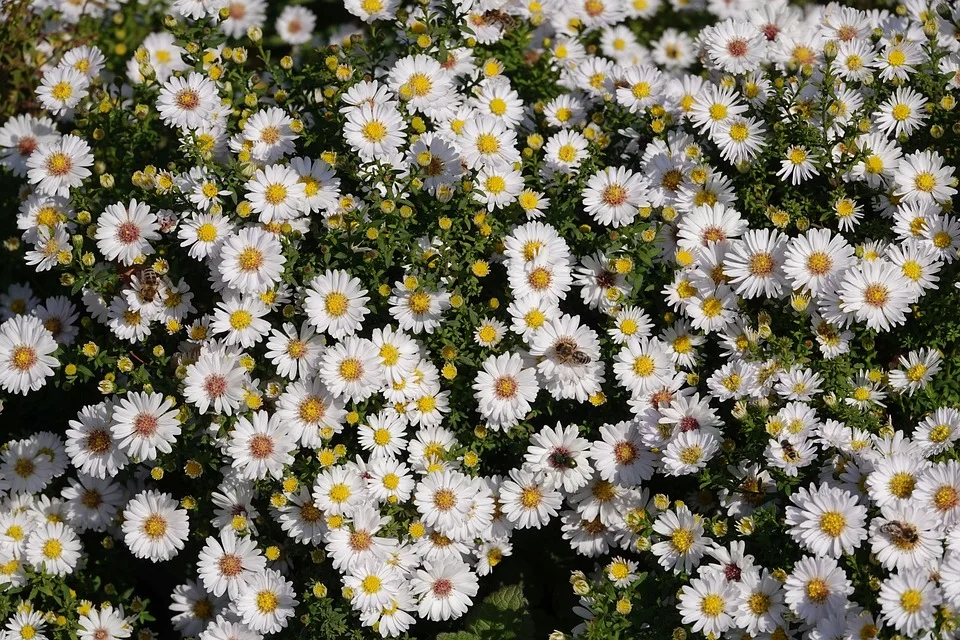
[461,583,535,640]
[436,632,479,640]
[486,583,526,612]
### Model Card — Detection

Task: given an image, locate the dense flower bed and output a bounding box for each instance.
[2,0,960,638]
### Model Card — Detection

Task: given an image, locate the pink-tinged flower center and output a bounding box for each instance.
[17,136,37,157]
[249,434,274,458]
[204,374,227,398]
[116,221,141,244]
[133,413,159,437]
[432,578,453,597]
[726,38,748,58]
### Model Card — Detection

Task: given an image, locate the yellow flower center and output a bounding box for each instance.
[230,310,253,330]
[362,121,387,142]
[408,292,431,315]
[671,528,694,553]
[892,104,911,121]
[238,247,264,271]
[256,590,279,613]
[339,358,363,381]
[264,184,287,205]
[476,133,499,155]
[914,172,936,192]
[900,589,923,613]
[298,397,326,423]
[806,578,830,603]
[701,593,725,617]
[325,292,349,317]
[42,539,63,559]
[819,511,846,537]
[142,514,168,539]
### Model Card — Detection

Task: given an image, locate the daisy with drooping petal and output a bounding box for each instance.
[211,294,270,349]
[318,335,382,402]
[76,604,132,640]
[894,150,957,206]
[182,350,247,416]
[888,348,941,396]
[783,229,856,296]
[276,376,345,447]
[874,87,927,138]
[838,260,913,332]
[343,102,407,162]
[677,572,738,638]
[525,422,593,493]
[95,199,161,266]
[783,555,853,623]
[245,163,307,223]
[0,113,58,177]
[784,483,867,558]
[122,490,190,562]
[723,228,788,298]
[388,283,451,334]
[651,506,708,574]
[776,145,819,185]
[499,467,562,530]
[312,465,366,518]
[358,409,408,459]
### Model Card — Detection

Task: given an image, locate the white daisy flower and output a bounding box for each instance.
[122,490,190,562]
[95,199,160,266]
[36,66,89,115]
[0,314,59,396]
[305,269,370,340]
[877,569,941,636]
[217,227,286,294]
[235,568,299,634]
[110,391,180,461]
[197,530,267,599]
[227,410,296,480]
[410,558,478,622]
[25,521,81,576]
[26,134,93,197]
[156,72,219,130]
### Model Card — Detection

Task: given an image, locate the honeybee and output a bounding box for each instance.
[481,9,515,29]
[138,267,161,302]
[779,439,799,462]
[880,520,919,545]
[554,338,592,366]
[549,450,578,469]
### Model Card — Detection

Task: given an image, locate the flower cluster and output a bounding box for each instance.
[2,0,960,638]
